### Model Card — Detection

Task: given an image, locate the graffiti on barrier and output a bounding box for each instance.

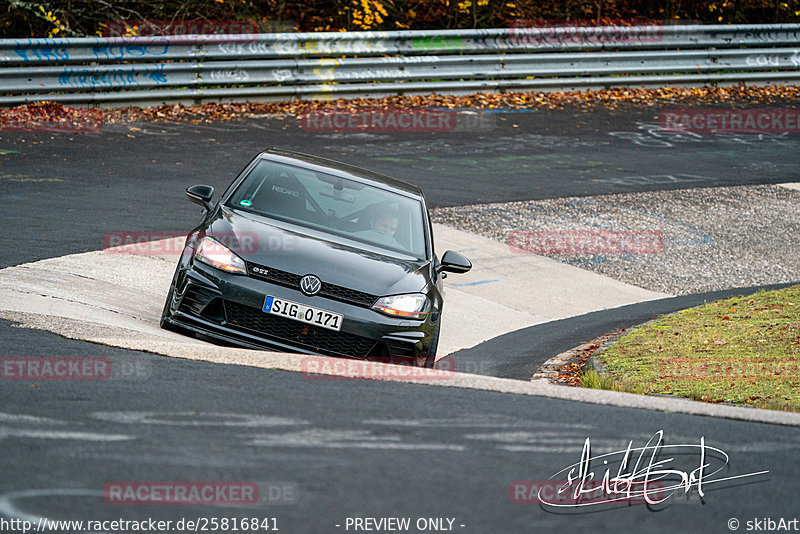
[58,64,167,88]
[91,41,170,61]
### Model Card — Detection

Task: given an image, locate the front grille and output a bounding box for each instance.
[246,262,378,308]
[320,284,377,307]
[249,264,301,287]
[224,300,378,358]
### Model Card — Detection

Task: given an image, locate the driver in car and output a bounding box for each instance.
[371,210,399,237]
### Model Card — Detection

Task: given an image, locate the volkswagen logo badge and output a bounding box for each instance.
[299,274,322,296]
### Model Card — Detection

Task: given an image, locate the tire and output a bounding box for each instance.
[159,266,183,332]
[414,323,440,369]
[159,282,178,331]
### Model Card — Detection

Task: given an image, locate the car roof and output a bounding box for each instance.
[260,148,425,198]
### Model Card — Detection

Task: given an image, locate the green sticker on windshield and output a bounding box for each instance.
[240,199,252,207]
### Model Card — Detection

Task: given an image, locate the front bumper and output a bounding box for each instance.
[164,259,436,362]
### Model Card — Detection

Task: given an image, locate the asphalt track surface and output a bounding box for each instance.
[1,107,799,532]
[2,105,799,268]
[2,318,798,533]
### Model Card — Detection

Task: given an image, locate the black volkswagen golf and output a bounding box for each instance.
[160,148,472,367]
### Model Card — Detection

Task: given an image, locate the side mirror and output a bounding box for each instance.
[186,184,214,211]
[437,250,472,274]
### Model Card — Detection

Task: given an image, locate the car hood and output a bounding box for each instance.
[205,207,431,296]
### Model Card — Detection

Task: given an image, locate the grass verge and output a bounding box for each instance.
[581,285,800,412]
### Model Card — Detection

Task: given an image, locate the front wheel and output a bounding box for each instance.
[159,282,177,331]
[160,265,183,332]
[414,323,440,369]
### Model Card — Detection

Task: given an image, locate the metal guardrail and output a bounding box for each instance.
[1,24,799,106]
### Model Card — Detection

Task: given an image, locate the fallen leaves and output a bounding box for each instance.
[0,101,103,132]
[550,331,626,386]
[4,85,798,128]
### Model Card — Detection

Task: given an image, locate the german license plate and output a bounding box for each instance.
[262,296,343,332]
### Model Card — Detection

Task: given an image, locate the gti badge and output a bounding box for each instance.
[299,274,322,296]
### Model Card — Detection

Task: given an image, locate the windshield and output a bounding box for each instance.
[226,158,428,258]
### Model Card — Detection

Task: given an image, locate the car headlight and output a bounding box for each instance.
[372,293,429,320]
[194,236,246,274]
